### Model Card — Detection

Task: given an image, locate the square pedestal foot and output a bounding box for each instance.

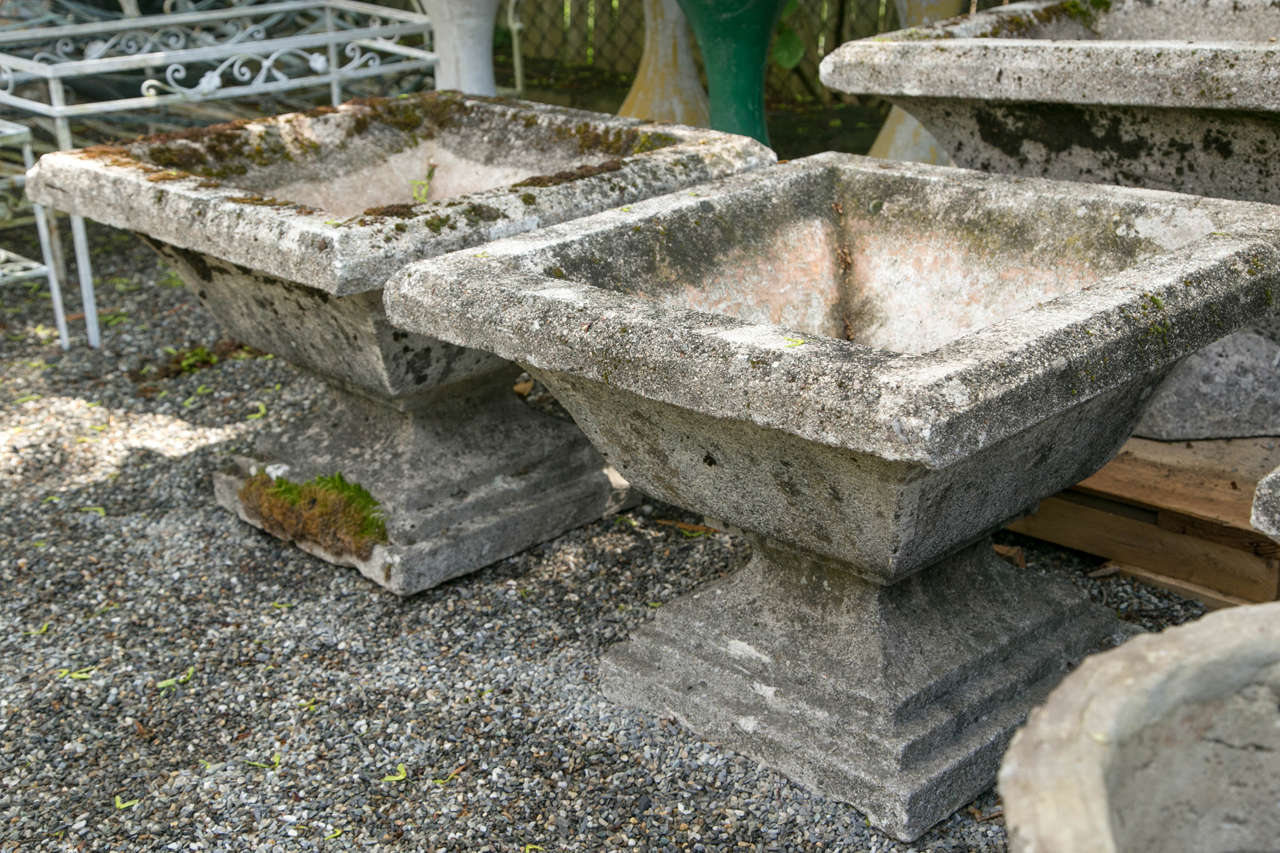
[215,385,636,594]
[600,536,1118,841]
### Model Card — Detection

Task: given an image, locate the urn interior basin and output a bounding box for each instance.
[26,92,773,594]
[385,153,1280,839]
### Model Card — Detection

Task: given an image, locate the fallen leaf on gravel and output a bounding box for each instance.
[383,763,408,783]
[114,795,140,810]
[245,753,281,770]
[432,764,466,785]
[992,544,1026,568]
[966,806,1003,822]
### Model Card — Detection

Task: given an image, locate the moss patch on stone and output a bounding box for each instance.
[513,159,625,188]
[239,471,388,560]
[362,202,420,219]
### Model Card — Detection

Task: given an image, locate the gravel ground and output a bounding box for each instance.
[0,222,1207,852]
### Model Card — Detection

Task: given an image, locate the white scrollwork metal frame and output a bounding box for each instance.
[0,0,436,348]
[0,1,435,120]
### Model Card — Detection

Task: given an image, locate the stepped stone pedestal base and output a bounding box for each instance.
[214,382,633,595]
[601,536,1117,840]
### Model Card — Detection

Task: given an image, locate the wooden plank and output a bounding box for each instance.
[1156,508,1280,559]
[1008,495,1280,602]
[1105,561,1252,610]
[1076,436,1280,530]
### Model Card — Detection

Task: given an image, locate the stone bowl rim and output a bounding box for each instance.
[997,600,1280,853]
[25,93,775,297]
[383,152,1280,468]
[818,0,1280,111]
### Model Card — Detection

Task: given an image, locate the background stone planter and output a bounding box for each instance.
[385,153,1280,837]
[27,91,773,595]
[999,601,1280,853]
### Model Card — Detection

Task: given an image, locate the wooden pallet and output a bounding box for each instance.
[1007,437,1280,609]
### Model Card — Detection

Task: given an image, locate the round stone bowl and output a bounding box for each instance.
[998,601,1280,853]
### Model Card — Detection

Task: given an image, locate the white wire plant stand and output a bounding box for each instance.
[0,0,436,347]
[0,116,66,347]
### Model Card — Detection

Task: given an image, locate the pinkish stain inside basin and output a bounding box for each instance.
[536,164,1222,354]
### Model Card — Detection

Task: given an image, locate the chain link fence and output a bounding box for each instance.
[509,0,901,104]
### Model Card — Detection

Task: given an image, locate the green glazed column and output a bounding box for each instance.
[675,0,788,146]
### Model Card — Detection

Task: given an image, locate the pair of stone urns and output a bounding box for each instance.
[28,1,1280,844]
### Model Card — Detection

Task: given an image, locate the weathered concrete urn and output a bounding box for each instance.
[999,601,1280,853]
[26,91,772,595]
[821,0,1280,443]
[385,154,1280,839]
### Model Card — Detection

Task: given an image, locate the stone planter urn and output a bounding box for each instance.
[865,0,966,165]
[999,601,1280,853]
[422,0,501,96]
[27,92,772,595]
[821,0,1280,476]
[618,0,710,127]
[384,153,1280,838]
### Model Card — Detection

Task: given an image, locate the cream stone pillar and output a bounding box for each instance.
[423,0,501,96]
[618,0,709,127]
[867,0,966,163]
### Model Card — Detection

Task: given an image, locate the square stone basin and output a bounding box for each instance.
[26,91,773,595]
[384,153,1280,839]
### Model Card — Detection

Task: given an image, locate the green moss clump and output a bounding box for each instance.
[462,203,503,225]
[227,194,292,207]
[239,471,388,560]
[513,159,625,189]
[362,202,420,219]
[520,192,537,205]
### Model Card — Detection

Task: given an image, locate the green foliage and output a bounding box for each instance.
[772,0,806,71]
[178,346,217,372]
[410,163,438,203]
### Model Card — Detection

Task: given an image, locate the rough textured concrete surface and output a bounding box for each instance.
[820,0,1280,442]
[601,536,1115,841]
[999,601,1280,853]
[26,92,773,594]
[1250,465,1280,540]
[1136,331,1280,439]
[384,153,1280,838]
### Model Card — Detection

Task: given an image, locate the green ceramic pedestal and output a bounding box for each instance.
[675,0,787,146]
